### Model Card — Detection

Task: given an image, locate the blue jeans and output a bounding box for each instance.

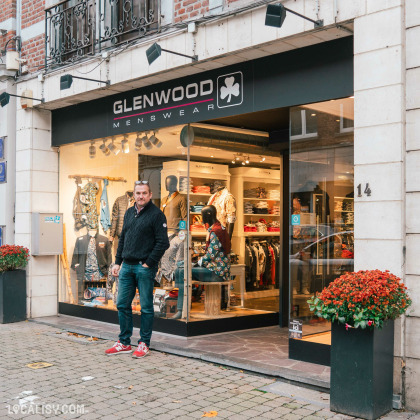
[174,267,222,311]
[116,263,156,347]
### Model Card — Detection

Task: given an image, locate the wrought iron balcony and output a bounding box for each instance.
[45,0,160,69]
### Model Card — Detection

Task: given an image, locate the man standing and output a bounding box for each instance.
[105,181,169,358]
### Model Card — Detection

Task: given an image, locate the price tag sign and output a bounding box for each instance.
[289,319,303,339]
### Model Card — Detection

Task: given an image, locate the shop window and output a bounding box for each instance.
[58,124,282,327]
[290,97,354,345]
[290,109,318,140]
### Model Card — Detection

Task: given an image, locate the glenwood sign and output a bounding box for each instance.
[52,38,353,146]
[111,71,244,131]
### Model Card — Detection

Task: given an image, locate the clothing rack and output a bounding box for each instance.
[69,175,127,182]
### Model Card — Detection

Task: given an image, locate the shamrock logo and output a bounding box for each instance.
[220,76,240,103]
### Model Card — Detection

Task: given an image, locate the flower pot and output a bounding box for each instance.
[0,269,27,323]
[330,321,394,420]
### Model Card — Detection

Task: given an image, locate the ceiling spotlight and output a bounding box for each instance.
[135,133,142,151]
[245,156,250,164]
[99,140,110,156]
[142,133,153,150]
[89,141,96,159]
[241,161,246,166]
[107,138,120,156]
[232,160,235,164]
[121,136,129,153]
[259,156,266,162]
[149,131,162,148]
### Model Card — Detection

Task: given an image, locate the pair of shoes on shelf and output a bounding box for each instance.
[105,341,149,358]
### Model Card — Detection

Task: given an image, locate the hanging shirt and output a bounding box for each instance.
[100,179,111,233]
[80,182,99,230]
[84,236,103,281]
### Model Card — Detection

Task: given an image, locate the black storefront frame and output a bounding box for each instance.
[55,37,353,345]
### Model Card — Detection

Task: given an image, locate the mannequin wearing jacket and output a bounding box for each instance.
[161,176,187,230]
[71,232,112,281]
[109,191,134,241]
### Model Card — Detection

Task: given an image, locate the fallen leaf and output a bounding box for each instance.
[239,370,243,373]
[172,400,182,403]
[202,411,218,417]
[128,385,133,390]
[132,401,137,406]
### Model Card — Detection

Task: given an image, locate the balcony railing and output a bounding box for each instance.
[45,0,160,69]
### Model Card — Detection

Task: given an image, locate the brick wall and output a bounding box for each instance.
[174,0,252,23]
[174,0,209,23]
[21,0,45,29]
[21,33,45,72]
[0,0,17,53]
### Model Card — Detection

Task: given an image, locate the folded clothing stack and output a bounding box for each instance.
[256,221,267,232]
[244,188,260,198]
[179,177,192,193]
[192,185,211,194]
[269,205,280,215]
[190,202,206,213]
[267,221,280,232]
[244,202,254,214]
[244,223,257,232]
[190,215,206,231]
[253,201,269,214]
[267,189,280,200]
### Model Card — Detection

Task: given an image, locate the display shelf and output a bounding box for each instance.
[334,210,354,213]
[335,196,354,200]
[230,165,283,293]
[181,192,212,196]
[243,231,280,237]
[191,231,207,237]
[244,213,280,216]
[243,197,280,201]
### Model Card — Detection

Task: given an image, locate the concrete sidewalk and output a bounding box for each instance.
[0,321,417,420]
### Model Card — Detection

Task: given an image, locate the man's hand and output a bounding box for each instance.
[112,264,120,277]
[142,263,149,268]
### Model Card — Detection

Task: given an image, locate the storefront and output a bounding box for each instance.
[53,37,354,363]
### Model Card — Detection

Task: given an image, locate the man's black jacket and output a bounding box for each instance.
[115,200,170,268]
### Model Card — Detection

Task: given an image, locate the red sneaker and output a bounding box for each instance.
[105,341,132,355]
[132,342,150,358]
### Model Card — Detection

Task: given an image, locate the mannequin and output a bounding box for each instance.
[172,205,231,319]
[207,186,236,239]
[160,175,188,230]
[71,230,112,282]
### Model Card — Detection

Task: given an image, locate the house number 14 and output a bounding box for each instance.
[357,183,372,197]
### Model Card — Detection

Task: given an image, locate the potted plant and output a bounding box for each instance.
[0,245,30,323]
[308,270,411,420]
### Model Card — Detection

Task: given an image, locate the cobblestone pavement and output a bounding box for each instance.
[0,322,417,420]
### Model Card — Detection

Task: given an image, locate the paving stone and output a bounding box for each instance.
[0,322,415,420]
[294,408,318,416]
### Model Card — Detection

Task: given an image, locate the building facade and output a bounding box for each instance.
[1,0,419,411]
